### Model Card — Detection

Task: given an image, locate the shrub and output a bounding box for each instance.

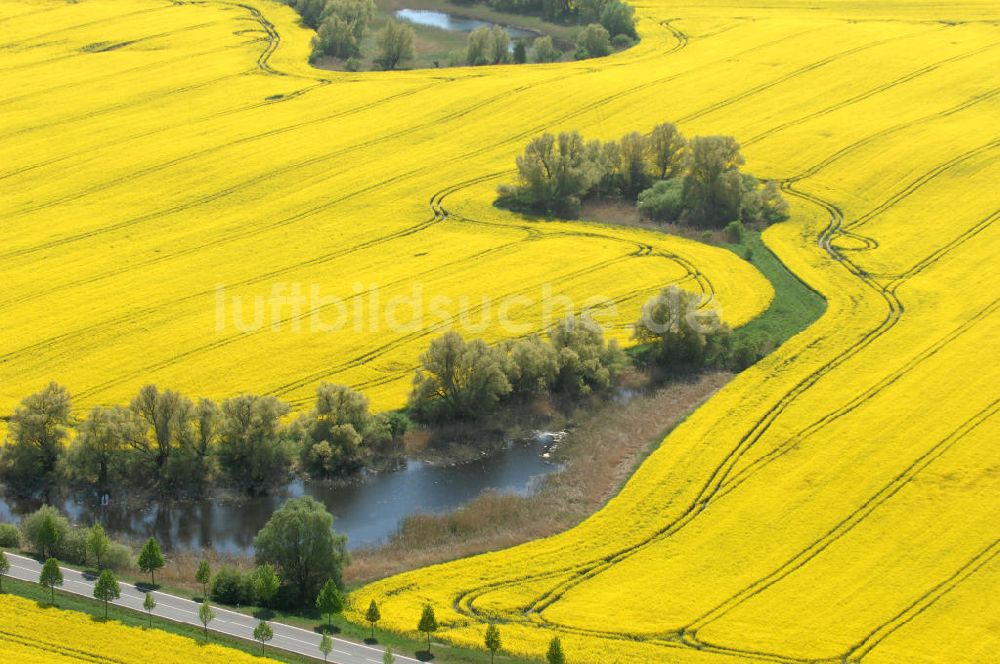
[724,219,745,243]
[600,0,636,39]
[104,542,133,571]
[530,35,560,63]
[611,34,633,49]
[638,179,684,222]
[576,24,612,59]
[21,505,69,558]
[211,567,253,605]
[344,57,361,71]
[0,523,20,548]
[59,527,89,565]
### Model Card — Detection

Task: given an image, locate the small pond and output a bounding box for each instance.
[0,436,560,554]
[395,8,539,41]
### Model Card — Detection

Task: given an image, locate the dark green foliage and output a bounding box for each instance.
[211,567,254,605]
[196,558,212,597]
[137,537,165,585]
[485,623,502,662]
[39,557,63,603]
[376,19,414,70]
[409,316,625,422]
[634,285,730,371]
[316,578,344,630]
[547,637,566,664]
[0,523,19,548]
[0,382,71,495]
[638,178,685,221]
[308,0,375,60]
[497,131,594,217]
[93,569,120,618]
[576,23,612,59]
[254,620,274,653]
[530,35,561,63]
[600,0,636,38]
[682,135,745,227]
[21,505,68,558]
[513,39,527,63]
[417,604,438,652]
[297,383,375,478]
[365,598,381,639]
[500,123,785,226]
[254,497,349,606]
[218,394,293,493]
[409,331,512,422]
[550,315,627,396]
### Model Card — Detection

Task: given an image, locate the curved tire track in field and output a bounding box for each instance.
[447,84,1000,658]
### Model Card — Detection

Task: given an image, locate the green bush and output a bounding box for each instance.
[724,219,745,243]
[344,57,361,72]
[0,523,20,547]
[576,24,611,59]
[611,34,633,49]
[21,505,69,558]
[104,542,133,571]
[59,527,89,565]
[211,567,253,605]
[637,179,684,221]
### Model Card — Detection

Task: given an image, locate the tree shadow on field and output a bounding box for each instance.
[253,607,276,620]
[134,581,160,593]
[416,651,435,662]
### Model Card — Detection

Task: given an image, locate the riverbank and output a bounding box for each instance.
[345,217,825,583]
[312,0,585,71]
[347,371,731,583]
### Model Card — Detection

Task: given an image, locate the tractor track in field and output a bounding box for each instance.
[842,537,1000,662]
[0,16,227,76]
[469,128,992,617]
[742,38,1000,147]
[450,179,995,663]
[674,25,944,125]
[0,20,247,108]
[0,5,169,49]
[5,18,840,370]
[445,82,1000,657]
[684,398,1000,634]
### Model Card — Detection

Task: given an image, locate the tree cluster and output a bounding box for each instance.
[0,382,406,499]
[408,315,627,422]
[17,506,132,571]
[497,123,788,226]
[633,285,762,372]
[285,0,376,60]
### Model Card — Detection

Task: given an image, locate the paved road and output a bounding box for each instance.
[5,553,421,664]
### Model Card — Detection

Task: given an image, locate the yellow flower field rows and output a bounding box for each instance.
[0,594,274,663]
[1,0,998,663]
[0,0,770,420]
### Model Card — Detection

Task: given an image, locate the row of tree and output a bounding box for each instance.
[497,123,789,227]
[408,315,627,422]
[0,382,407,498]
[407,287,764,424]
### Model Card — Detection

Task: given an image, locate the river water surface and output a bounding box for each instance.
[0,437,559,554]
[395,8,539,40]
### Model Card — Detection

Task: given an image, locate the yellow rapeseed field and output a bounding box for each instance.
[0,0,769,420]
[2,0,998,662]
[0,594,275,663]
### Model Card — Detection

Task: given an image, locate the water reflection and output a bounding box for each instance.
[0,439,558,554]
[395,8,539,40]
